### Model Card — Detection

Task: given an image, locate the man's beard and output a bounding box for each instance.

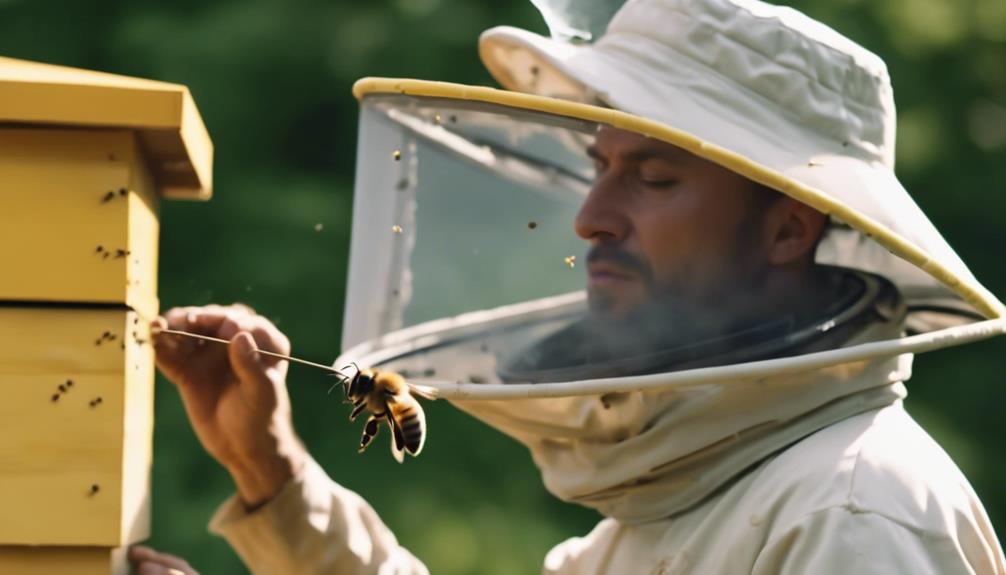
[585,285,740,361]
[584,231,766,361]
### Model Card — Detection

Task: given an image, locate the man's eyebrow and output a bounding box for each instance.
[585,144,689,165]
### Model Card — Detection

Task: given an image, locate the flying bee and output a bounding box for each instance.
[342,367,437,463]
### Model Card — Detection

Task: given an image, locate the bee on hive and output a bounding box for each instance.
[342,367,436,463]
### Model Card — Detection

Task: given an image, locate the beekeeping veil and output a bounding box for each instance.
[337,0,1006,521]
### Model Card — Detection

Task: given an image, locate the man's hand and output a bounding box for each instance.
[128,545,199,575]
[154,304,307,509]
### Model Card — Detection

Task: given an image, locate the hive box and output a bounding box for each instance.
[0,56,212,574]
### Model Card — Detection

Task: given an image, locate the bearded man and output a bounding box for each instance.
[132,0,1005,573]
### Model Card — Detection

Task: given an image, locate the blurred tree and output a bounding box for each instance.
[1,0,1003,573]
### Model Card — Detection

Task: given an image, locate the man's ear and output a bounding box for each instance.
[764,197,828,266]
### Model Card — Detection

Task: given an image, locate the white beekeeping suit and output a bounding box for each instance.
[207,0,1006,573]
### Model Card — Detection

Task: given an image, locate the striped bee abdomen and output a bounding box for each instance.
[397,406,425,453]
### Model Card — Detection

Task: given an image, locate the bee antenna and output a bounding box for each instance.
[325,367,353,395]
[330,375,355,394]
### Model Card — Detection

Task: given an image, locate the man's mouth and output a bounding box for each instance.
[587,262,635,286]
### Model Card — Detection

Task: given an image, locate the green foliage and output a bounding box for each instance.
[1,0,1003,572]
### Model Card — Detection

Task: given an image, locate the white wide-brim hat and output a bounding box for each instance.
[340,0,1006,401]
[478,0,1004,330]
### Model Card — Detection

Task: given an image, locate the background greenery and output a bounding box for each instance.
[2,0,1004,572]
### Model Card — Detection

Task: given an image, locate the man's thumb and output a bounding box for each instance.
[229,332,268,386]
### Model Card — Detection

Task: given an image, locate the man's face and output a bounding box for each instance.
[577,126,773,323]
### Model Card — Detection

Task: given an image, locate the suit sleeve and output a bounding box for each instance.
[209,457,429,575]
[753,506,997,575]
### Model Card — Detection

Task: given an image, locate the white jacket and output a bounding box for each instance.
[209,401,1004,574]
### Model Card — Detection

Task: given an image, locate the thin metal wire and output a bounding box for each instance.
[154,328,349,378]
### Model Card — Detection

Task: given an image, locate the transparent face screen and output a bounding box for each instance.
[345,94,915,385]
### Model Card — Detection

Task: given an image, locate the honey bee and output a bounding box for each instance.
[343,367,436,463]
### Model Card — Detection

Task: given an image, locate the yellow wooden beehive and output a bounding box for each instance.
[0,56,212,574]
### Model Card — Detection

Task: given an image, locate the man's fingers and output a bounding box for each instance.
[129,544,190,566]
[129,545,198,574]
[217,314,291,358]
[153,321,227,387]
[154,305,288,401]
[138,564,192,575]
[161,304,256,335]
[154,310,215,374]
[162,306,212,330]
[153,318,192,384]
[169,305,288,357]
[155,304,258,377]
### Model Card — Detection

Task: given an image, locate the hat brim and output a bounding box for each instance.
[352,75,1003,329]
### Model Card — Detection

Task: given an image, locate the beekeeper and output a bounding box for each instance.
[135,0,1006,573]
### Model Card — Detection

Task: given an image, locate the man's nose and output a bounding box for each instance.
[574,176,631,242]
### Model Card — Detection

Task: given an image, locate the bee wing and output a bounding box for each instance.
[407,383,439,401]
[386,411,406,464]
[390,440,405,464]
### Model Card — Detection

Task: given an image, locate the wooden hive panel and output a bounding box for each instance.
[0,128,159,318]
[0,307,154,546]
[0,55,214,201]
[0,545,128,575]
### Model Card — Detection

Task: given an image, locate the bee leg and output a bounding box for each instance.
[358,414,381,453]
[349,401,368,421]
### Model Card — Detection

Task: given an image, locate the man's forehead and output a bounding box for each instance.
[589,125,697,164]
